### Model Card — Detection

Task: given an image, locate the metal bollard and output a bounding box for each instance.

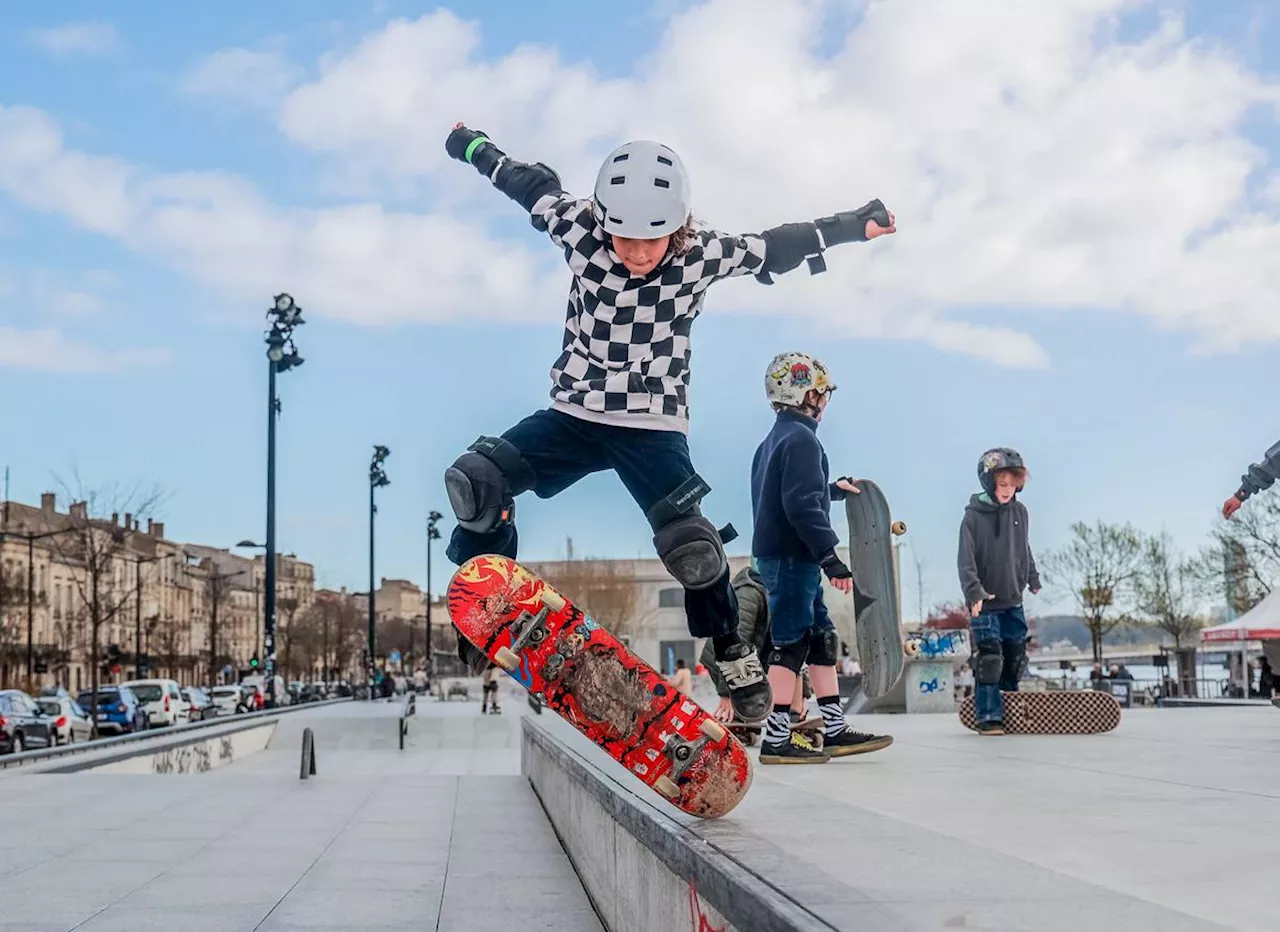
[398,716,407,750]
[300,726,317,780]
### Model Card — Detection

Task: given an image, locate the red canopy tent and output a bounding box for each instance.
[1202,589,1280,643]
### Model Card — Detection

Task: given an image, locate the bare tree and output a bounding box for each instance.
[1133,533,1207,649]
[0,561,25,687]
[48,482,160,736]
[1043,521,1144,665]
[536,546,643,638]
[188,560,247,686]
[1196,495,1280,614]
[276,596,300,677]
[152,614,186,681]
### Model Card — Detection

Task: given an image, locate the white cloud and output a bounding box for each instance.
[0,326,169,373]
[28,21,120,57]
[3,1,1280,366]
[182,48,302,112]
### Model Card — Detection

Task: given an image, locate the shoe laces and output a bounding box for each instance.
[790,731,820,752]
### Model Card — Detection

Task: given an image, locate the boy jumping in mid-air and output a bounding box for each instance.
[750,352,895,763]
[441,124,896,724]
[1222,437,1280,519]
[957,448,1041,735]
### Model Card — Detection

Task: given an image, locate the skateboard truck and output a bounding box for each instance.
[494,605,551,671]
[653,720,727,800]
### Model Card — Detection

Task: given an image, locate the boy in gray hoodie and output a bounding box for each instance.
[957,448,1041,735]
[1222,437,1280,519]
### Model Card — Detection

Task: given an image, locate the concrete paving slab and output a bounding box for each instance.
[0,698,601,932]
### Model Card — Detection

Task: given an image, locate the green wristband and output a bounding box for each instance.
[463,136,489,164]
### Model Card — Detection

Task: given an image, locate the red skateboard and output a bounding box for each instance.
[447,555,752,819]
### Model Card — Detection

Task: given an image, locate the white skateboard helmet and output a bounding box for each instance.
[764,352,837,407]
[592,140,691,239]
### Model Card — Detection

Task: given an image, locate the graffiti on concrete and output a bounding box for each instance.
[919,677,941,694]
[906,631,967,659]
[688,879,729,932]
[151,739,217,774]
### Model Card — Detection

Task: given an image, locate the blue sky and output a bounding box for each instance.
[2,1,1278,619]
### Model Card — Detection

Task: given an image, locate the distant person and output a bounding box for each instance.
[1222,438,1280,518]
[1260,657,1275,697]
[957,448,1042,736]
[956,663,974,699]
[481,666,501,714]
[1091,663,1105,687]
[670,658,693,698]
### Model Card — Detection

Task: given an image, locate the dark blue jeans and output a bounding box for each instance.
[754,557,835,648]
[969,606,1028,723]
[446,408,737,639]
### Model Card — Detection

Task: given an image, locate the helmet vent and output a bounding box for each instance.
[653,177,670,189]
[656,155,673,166]
[610,175,626,185]
[612,153,630,163]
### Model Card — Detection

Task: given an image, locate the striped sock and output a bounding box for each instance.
[763,704,792,747]
[818,695,847,738]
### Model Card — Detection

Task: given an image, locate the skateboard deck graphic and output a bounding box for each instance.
[728,716,823,748]
[844,479,907,700]
[958,690,1121,734]
[447,555,752,819]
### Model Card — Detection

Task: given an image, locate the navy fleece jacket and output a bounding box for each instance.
[750,410,847,562]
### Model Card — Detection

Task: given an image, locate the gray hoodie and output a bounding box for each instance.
[1237,438,1280,503]
[957,493,1040,611]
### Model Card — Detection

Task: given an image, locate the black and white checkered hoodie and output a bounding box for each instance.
[531,192,768,433]
[470,146,871,434]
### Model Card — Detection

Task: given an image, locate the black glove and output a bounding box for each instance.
[819,550,853,582]
[445,123,505,175]
[815,199,891,246]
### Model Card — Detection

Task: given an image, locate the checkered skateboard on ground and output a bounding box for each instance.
[958,689,1121,734]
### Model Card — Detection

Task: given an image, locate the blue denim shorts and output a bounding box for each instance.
[754,556,835,647]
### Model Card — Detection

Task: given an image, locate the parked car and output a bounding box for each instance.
[122,679,190,727]
[0,690,56,753]
[36,696,93,745]
[209,685,252,716]
[182,686,215,721]
[76,686,149,735]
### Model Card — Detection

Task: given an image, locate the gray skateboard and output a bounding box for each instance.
[844,479,907,700]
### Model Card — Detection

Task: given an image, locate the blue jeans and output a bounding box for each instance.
[446,409,737,640]
[754,557,835,648]
[969,606,1028,723]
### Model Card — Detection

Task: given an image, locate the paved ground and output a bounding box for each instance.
[695,705,1278,931]
[0,695,601,932]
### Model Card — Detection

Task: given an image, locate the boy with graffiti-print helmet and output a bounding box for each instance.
[957,447,1041,736]
[750,352,894,763]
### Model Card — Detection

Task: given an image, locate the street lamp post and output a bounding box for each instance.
[426,511,442,683]
[263,294,305,707]
[368,446,390,697]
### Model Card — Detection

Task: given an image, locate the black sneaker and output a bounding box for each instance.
[714,641,771,724]
[976,720,1006,736]
[457,638,491,677]
[822,728,893,757]
[760,730,830,765]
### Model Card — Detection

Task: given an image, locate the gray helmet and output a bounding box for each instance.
[592,140,691,239]
[978,447,1025,496]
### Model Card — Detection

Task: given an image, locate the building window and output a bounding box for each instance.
[658,588,683,609]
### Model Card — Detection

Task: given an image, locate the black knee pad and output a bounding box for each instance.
[806,626,839,667]
[653,513,728,590]
[974,640,1004,686]
[767,640,808,675]
[1003,640,1028,680]
[444,436,534,534]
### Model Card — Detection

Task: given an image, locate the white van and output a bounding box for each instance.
[122,679,190,727]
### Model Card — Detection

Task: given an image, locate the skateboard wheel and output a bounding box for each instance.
[891,520,907,536]
[655,775,680,800]
[494,647,520,671]
[699,720,726,742]
[904,640,919,658]
[539,586,566,612]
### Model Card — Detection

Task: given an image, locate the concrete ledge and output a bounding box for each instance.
[522,715,837,932]
[21,716,278,774]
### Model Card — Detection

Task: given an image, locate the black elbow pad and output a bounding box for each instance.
[492,159,564,212]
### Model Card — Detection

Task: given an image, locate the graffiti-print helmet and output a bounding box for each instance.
[764,352,836,407]
[978,447,1025,496]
